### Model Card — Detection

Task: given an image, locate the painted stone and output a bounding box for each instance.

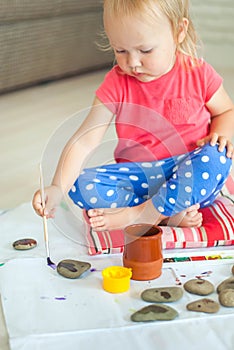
[57,259,91,279]
[131,304,178,322]
[216,277,234,293]
[12,238,37,250]
[183,279,214,295]
[141,287,183,303]
[218,289,234,307]
[186,298,220,313]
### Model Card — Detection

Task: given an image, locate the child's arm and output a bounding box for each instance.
[197,84,234,159]
[33,96,114,217]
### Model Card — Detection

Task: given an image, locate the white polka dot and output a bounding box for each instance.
[111,203,117,208]
[158,206,165,213]
[170,184,176,190]
[96,168,107,172]
[80,171,85,175]
[194,148,202,154]
[172,174,177,179]
[157,174,163,179]
[71,185,76,192]
[220,156,226,164]
[119,167,130,171]
[177,154,186,160]
[216,174,222,181]
[77,201,84,207]
[185,172,192,178]
[155,161,165,167]
[129,175,139,181]
[86,184,94,190]
[185,200,191,206]
[202,172,209,180]
[125,194,130,201]
[150,176,156,179]
[163,183,167,188]
[106,190,114,197]
[203,201,210,206]
[93,178,101,183]
[134,198,139,204]
[185,160,192,165]
[90,197,97,204]
[141,162,152,168]
[201,189,206,196]
[141,183,149,188]
[201,156,209,163]
[185,186,192,193]
[172,166,178,172]
[214,190,220,196]
[169,198,175,204]
[109,176,117,180]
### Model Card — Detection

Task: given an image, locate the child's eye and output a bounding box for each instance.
[140,49,153,54]
[115,49,126,54]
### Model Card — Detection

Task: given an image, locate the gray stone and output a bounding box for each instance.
[218,289,234,307]
[183,279,214,295]
[57,259,91,279]
[141,287,183,303]
[131,304,178,322]
[217,277,234,293]
[186,298,220,313]
[13,238,37,250]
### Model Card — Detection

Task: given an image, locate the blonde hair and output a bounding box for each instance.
[102,0,199,62]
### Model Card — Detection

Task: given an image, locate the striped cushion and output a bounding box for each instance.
[85,174,234,255]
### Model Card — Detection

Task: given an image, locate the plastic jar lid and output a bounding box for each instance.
[102,266,132,293]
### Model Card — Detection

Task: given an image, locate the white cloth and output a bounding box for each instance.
[0,203,234,350]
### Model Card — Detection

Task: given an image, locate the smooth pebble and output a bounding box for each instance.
[131,304,178,322]
[141,287,183,303]
[57,259,91,279]
[186,298,220,313]
[183,279,214,295]
[216,277,234,293]
[218,289,234,307]
[13,238,37,250]
[219,289,234,307]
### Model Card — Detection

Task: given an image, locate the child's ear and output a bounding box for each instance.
[177,17,189,44]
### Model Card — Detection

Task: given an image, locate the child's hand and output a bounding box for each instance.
[197,132,234,159]
[32,185,63,218]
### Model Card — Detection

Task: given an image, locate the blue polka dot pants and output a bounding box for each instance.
[68,144,232,216]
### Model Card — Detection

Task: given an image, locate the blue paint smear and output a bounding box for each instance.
[90,268,97,272]
[54,297,67,301]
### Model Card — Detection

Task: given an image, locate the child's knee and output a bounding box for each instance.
[198,143,232,169]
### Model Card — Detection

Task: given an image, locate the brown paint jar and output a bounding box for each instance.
[123,224,163,281]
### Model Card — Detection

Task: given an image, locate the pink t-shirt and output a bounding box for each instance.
[96,54,223,162]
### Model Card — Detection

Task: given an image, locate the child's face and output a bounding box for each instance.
[105,11,184,82]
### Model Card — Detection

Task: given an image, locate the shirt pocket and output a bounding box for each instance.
[164,98,196,125]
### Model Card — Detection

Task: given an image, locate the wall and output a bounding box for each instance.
[191,0,234,69]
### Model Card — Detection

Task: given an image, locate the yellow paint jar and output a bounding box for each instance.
[102,266,132,293]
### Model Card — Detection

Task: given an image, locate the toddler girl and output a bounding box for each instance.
[33,0,234,232]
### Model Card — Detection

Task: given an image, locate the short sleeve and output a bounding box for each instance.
[202,61,223,103]
[96,66,124,114]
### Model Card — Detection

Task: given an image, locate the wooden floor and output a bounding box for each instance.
[1,67,234,210]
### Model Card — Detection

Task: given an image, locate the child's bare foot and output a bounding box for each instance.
[88,200,166,231]
[160,204,203,228]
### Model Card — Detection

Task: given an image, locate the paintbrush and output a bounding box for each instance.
[39,164,56,269]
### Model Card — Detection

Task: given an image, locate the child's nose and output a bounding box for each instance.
[127,53,141,68]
